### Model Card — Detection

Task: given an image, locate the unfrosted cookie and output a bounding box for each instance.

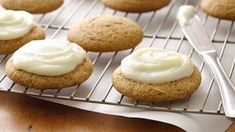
[68,15,143,52]
[101,0,171,13]
[112,48,201,102]
[0,10,45,54]
[5,40,93,89]
[0,0,63,14]
[0,24,45,54]
[201,0,235,20]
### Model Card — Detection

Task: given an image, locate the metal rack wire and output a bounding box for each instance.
[0,0,235,116]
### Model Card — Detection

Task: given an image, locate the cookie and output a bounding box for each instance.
[101,0,171,13]
[5,57,93,89]
[0,10,45,54]
[112,48,201,102]
[201,0,235,20]
[112,67,201,102]
[0,0,64,14]
[68,15,143,52]
[5,39,93,89]
[0,24,45,54]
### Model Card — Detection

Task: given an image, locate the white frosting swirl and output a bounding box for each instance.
[120,48,194,84]
[12,39,86,76]
[177,5,196,26]
[0,10,34,40]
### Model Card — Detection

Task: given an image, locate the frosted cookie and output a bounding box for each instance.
[68,15,143,52]
[0,10,45,54]
[5,39,93,89]
[0,0,63,14]
[101,0,171,13]
[112,48,201,102]
[201,0,235,20]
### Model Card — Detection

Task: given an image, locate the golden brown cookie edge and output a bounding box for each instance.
[0,24,45,54]
[5,57,93,89]
[112,66,201,102]
[0,0,64,14]
[201,0,235,20]
[101,0,171,13]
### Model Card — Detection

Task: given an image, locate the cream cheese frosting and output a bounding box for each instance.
[12,39,86,76]
[177,5,196,26]
[0,10,34,40]
[120,48,194,84]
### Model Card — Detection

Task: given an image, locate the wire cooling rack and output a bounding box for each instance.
[1,0,235,116]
